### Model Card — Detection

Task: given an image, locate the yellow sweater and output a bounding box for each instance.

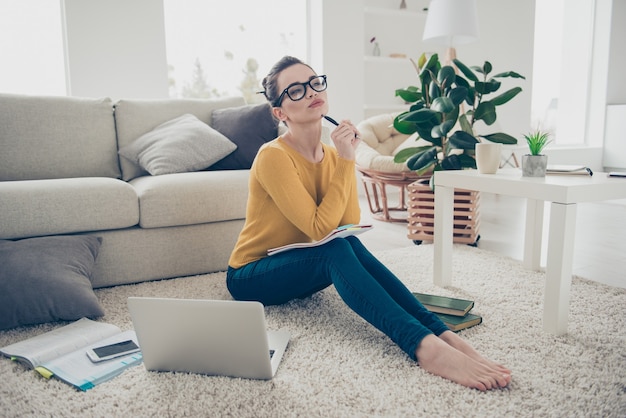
[228,137,361,268]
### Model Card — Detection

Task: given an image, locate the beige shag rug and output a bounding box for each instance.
[1,244,625,417]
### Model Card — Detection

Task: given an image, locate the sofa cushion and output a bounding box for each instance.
[0,93,120,181]
[0,178,139,240]
[129,170,250,228]
[114,96,247,181]
[118,114,237,176]
[0,235,104,330]
[208,103,279,170]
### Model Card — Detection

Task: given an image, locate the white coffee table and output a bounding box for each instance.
[433,168,626,335]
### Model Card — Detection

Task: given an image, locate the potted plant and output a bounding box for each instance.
[521,128,551,177]
[393,53,525,245]
[393,53,525,179]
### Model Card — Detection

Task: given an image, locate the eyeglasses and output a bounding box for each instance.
[275,75,327,106]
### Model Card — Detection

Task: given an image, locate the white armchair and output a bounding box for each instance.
[355,113,427,223]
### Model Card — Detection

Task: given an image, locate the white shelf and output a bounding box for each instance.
[362,2,428,120]
[364,104,407,112]
[364,56,412,63]
[364,6,426,19]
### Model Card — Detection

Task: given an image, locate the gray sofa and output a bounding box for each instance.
[0,93,278,292]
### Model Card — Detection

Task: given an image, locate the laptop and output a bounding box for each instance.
[127,297,290,380]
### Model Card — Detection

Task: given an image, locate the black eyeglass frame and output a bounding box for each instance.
[274,75,327,107]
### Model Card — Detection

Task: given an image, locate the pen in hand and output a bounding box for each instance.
[323,115,340,126]
[323,115,359,139]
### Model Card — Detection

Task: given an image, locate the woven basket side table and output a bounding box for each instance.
[407,180,480,245]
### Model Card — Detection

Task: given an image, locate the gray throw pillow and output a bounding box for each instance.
[208,103,279,170]
[118,113,237,175]
[0,235,104,330]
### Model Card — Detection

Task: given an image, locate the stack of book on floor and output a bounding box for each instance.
[412,292,482,332]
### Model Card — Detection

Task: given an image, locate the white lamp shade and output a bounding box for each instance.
[423,0,479,47]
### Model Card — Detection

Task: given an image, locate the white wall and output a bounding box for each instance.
[308,0,365,125]
[62,0,169,99]
[453,0,535,141]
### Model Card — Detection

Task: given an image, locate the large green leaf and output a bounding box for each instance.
[431,119,456,138]
[420,70,433,87]
[416,163,437,177]
[452,59,478,82]
[482,61,493,75]
[395,87,421,103]
[441,154,462,170]
[437,66,456,89]
[480,132,518,144]
[431,97,454,113]
[474,101,497,125]
[491,87,522,106]
[401,108,436,131]
[456,152,477,169]
[429,82,441,100]
[475,79,501,95]
[448,130,479,150]
[448,87,468,106]
[492,71,526,80]
[465,85,476,107]
[393,146,433,163]
[459,113,472,134]
[455,74,469,89]
[396,108,441,144]
[393,114,417,135]
[409,102,425,112]
[399,108,439,123]
[424,53,440,73]
[407,147,438,171]
[454,75,470,103]
[446,106,460,124]
[416,126,442,145]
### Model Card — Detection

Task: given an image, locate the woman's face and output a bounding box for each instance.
[275,63,329,125]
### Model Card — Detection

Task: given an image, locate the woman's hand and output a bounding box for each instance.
[330,120,361,161]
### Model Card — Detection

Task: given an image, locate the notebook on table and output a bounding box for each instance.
[127,297,290,380]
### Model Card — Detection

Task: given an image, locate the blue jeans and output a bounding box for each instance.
[227,236,448,360]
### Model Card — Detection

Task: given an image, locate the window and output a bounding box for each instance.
[531,0,596,145]
[531,0,564,134]
[163,0,308,103]
[0,0,66,95]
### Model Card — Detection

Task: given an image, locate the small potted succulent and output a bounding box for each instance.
[521,128,551,177]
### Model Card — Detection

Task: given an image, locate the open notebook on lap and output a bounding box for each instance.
[127,297,290,380]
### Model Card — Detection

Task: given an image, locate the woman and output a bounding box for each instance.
[227,56,511,391]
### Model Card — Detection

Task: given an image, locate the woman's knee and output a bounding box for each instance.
[345,235,367,251]
[321,237,355,254]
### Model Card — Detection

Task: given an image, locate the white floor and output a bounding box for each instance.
[357,191,626,290]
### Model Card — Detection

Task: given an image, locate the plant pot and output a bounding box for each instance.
[521,154,548,177]
[406,180,480,246]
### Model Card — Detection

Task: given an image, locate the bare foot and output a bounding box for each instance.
[438,331,511,376]
[415,334,511,391]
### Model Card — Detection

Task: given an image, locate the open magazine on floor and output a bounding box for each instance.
[0,318,142,391]
[267,224,373,256]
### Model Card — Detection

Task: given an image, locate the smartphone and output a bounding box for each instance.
[608,171,626,178]
[86,339,140,363]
